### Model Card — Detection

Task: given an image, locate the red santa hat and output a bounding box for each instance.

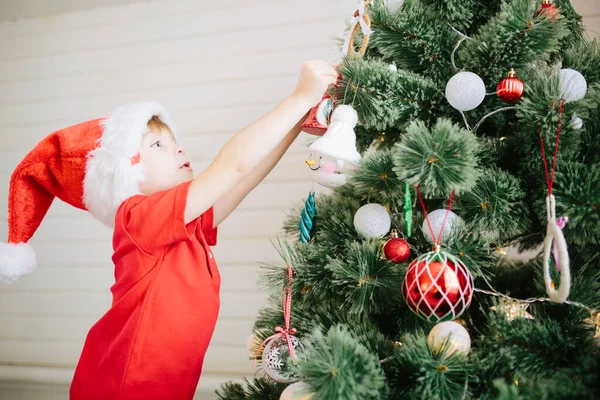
[0,101,178,284]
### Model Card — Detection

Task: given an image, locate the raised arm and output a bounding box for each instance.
[184,61,337,224]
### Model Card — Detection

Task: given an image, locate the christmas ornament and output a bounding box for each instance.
[263,334,305,383]
[247,333,260,357]
[538,101,571,303]
[427,321,471,356]
[553,216,568,271]
[490,299,534,321]
[403,181,413,237]
[280,382,315,400]
[496,68,524,103]
[445,72,486,111]
[255,267,305,383]
[383,229,411,264]
[305,152,356,189]
[342,0,373,57]
[386,0,404,10]
[559,68,587,102]
[300,95,335,136]
[422,209,461,246]
[309,105,361,162]
[388,63,398,72]
[305,105,361,188]
[542,195,571,302]
[299,192,316,243]
[354,203,391,238]
[583,309,600,340]
[402,250,474,323]
[570,116,583,130]
[534,0,560,19]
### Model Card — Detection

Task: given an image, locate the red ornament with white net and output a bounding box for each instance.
[401,188,474,323]
[402,250,474,323]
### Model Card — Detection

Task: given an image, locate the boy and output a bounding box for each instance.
[0,61,338,400]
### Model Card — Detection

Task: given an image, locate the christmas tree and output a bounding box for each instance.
[217,0,600,399]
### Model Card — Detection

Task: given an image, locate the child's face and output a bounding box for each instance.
[138,128,193,195]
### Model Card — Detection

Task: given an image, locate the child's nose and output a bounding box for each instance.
[175,145,185,155]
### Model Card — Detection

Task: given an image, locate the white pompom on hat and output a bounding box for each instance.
[308,104,361,163]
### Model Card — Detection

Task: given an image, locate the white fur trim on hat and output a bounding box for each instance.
[83,101,178,227]
[0,242,36,284]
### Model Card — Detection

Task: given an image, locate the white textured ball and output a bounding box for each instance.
[247,333,260,357]
[388,63,398,73]
[422,209,461,245]
[280,382,315,400]
[570,116,583,130]
[428,321,471,356]
[445,72,486,111]
[386,0,404,10]
[354,204,391,239]
[559,68,587,102]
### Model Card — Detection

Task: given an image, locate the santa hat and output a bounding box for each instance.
[0,101,177,284]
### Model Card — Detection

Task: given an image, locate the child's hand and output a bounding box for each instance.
[291,61,338,109]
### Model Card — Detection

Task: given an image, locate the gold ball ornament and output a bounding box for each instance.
[427,321,471,357]
[247,333,261,357]
[280,382,316,400]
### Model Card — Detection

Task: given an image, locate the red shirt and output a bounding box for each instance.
[70,180,220,400]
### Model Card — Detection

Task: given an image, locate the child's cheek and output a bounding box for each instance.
[322,161,336,174]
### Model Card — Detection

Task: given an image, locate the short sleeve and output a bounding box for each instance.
[197,206,218,246]
[121,180,194,254]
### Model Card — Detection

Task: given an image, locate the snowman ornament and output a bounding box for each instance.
[305,105,361,188]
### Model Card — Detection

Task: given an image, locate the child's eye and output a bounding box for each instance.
[151,141,161,148]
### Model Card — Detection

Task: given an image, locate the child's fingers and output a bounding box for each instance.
[324,75,338,86]
[305,61,338,76]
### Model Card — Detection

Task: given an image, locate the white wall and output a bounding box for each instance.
[0,1,598,399]
[0,1,349,399]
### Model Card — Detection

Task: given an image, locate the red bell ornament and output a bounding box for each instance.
[496,68,524,103]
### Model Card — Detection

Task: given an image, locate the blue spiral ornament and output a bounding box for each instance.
[299,192,316,243]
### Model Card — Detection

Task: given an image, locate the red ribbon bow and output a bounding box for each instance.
[254,266,296,367]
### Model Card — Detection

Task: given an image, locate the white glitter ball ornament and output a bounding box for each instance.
[388,63,398,72]
[427,321,471,357]
[354,204,391,238]
[559,68,587,102]
[422,209,461,245]
[570,116,583,130]
[386,0,404,10]
[262,335,304,383]
[280,382,315,400]
[445,72,486,111]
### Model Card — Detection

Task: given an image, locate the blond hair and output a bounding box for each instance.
[147,115,174,138]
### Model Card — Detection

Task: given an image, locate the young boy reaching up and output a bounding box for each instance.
[0,61,338,400]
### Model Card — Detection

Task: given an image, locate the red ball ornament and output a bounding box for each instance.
[383,229,411,264]
[402,250,474,323]
[534,0,559,20]
[496,68,524,103]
